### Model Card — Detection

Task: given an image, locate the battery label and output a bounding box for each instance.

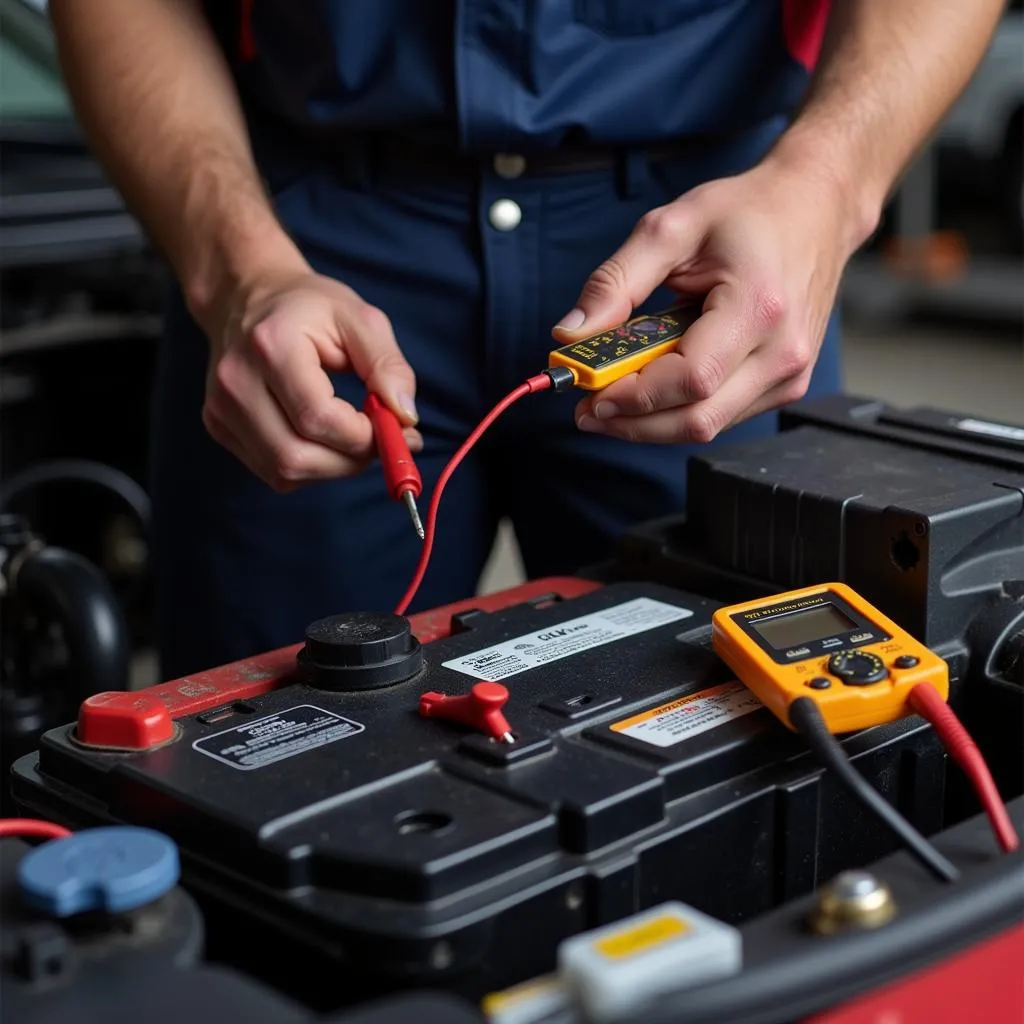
[441,597,693,682]
[610,682,763,747]
[192,705,364,771]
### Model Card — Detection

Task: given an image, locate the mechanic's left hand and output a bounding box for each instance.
[552,158,872,444]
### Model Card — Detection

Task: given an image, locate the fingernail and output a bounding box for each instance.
[555,308,586,332]
[576,414,600,432]
[594,401,618,420]
[398,392,418,423]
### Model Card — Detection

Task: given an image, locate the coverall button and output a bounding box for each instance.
[493,153,527,178]
[488,199,522,231]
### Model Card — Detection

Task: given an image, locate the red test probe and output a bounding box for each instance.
[364,393,424,540]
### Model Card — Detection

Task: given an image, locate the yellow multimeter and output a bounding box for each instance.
[711,582,949,734]
[548,305,700,390]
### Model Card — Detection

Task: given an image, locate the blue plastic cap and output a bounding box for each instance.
[17,826,179,918]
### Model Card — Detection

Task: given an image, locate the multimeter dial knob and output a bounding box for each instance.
[827,650,888,686]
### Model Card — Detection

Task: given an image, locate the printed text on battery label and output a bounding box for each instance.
[192,705,364,770]
[441,597,693,681]
[611,682,763,747]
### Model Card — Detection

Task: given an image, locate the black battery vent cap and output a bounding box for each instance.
[297,611,423,691]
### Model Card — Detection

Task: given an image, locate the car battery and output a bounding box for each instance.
[11,576,946,1009]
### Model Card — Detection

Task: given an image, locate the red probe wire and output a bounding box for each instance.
[393,372,554,616]
[908,683,1020,854]
[0,818,72,841]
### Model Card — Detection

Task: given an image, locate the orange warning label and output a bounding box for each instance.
[610,682,762,747]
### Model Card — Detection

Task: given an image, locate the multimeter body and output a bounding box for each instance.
[712,582,949,734]
[548,305,699,390]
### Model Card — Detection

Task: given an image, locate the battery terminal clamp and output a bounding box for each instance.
[419,682,515,743]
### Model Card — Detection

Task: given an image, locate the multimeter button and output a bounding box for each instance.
[827,651,888,685]
[806,677,832,690]
[893,655,920,669]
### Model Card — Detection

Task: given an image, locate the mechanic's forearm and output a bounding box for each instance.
[47,0,307,326]
[765,0,1005,250]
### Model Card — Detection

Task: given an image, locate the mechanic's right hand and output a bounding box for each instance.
[200,270,422,493]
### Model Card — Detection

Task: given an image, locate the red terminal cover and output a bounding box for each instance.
[418,682,513,741]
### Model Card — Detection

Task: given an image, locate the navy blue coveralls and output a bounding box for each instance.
[152,0,840,677]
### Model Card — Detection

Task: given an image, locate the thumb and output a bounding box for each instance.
[552,203,696,342]
[342,304,419,427]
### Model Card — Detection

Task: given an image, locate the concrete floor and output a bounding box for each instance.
[477,315,1023,595]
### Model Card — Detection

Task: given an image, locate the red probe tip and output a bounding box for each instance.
[402,490,425,540]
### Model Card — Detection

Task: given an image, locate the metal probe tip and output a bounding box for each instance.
[502,731,515,744]
[402,489,425,540]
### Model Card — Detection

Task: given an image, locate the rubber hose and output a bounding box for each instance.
[0,459,151,528]
[14,545,131,699]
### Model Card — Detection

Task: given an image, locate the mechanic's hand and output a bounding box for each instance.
[552,158,868,444]
[200,269,422,492]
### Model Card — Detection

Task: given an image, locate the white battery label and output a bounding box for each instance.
[610,682,763,747]
[441,597,693,682]
[192,705,364,770]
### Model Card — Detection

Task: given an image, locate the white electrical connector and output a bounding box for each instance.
[482,973,573,1024]
[556,901,742,1023]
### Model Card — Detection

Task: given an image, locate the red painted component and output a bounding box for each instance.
[418,682,513,741]
[73,577,603,726]
[809,923,1024,1023]
[76,692,176,750]
[407,576,601,645]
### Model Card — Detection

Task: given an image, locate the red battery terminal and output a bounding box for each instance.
[418,682,515,743]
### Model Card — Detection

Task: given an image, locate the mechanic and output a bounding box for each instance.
[48,2,1003,678]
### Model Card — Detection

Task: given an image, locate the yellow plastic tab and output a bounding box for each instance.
[592,913,690,960]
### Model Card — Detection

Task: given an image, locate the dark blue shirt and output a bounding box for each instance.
[206,1,830,153]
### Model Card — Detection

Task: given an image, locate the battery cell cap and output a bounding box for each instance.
[557,901,741,1023]
[299,611,424,691]
[18,826,179,918]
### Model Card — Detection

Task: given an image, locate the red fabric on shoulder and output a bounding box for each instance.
[783,0,831,71]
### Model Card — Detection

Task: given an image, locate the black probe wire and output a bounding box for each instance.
[788,697,960,884]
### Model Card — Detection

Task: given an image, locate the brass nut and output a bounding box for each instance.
[808,870,896,935]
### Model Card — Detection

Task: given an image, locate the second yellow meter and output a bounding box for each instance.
[711,582,949,734]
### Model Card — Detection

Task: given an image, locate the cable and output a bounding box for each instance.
[908,683,1020,854]
[0,818,72,841]
[788,697,960,884]
[0,458,151,527]
[393,372,559,616]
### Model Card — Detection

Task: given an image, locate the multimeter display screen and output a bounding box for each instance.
[751,603,858,650]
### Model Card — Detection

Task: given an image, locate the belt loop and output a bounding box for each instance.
[616,148,649,200]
